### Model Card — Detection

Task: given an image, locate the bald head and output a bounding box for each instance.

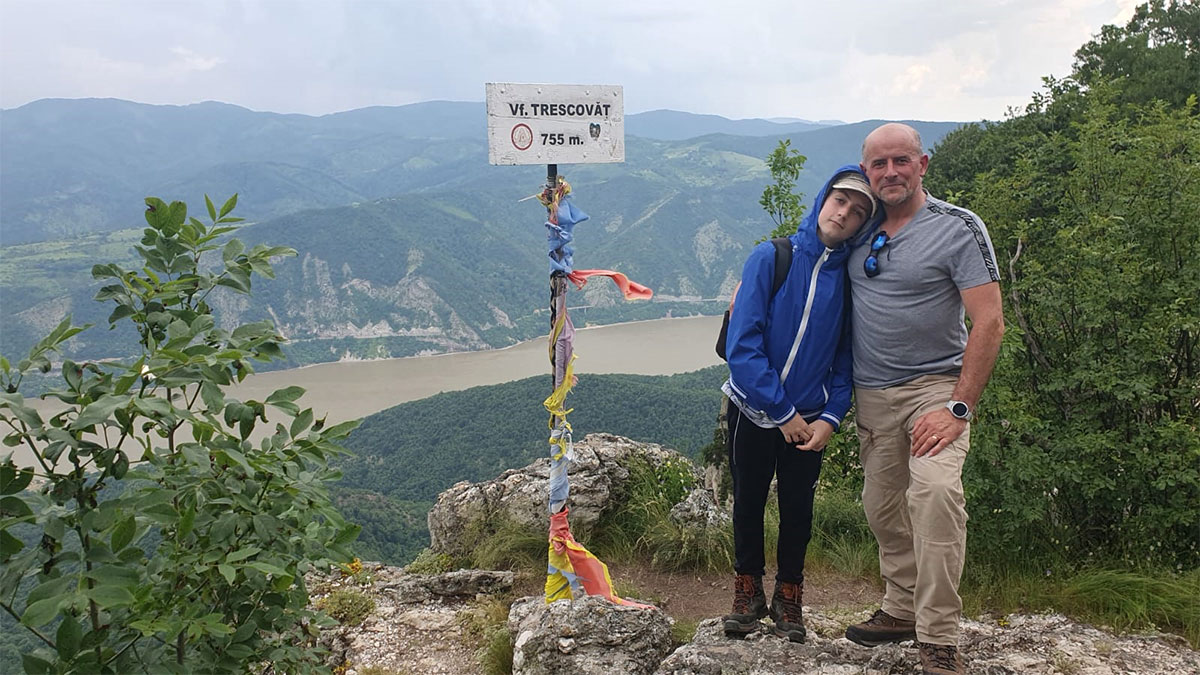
[860,123,929,211]
[862,123,922,162]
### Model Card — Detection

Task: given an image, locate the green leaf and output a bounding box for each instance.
[182,444,210,466]
[21,652,52,675]
[218,564,236,584]
[332,523,362,548]
[0,495,33,518]
[217,447,254,475]
[286,403,312,437]
[1,530,25,559]
[86,565,141,588]
[21,596,65,627]
[86,584,134,608]
[200,381,224,412]
[266,386,304,404]
[55,614,82,659]
[206,194,217,221]
[322,420,361,439]
[27,575,73,607]
[247,561,287,576]
[218,193,238,218]
[0,463,33,495]
[222,239,245,264]
[225,546,261,563]
[178,502,196,539]
[72,394,126,430]
[111,515,136,552]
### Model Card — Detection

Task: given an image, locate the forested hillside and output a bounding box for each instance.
[0,101,959,369]
[334,366,727,564]
[790,0,1200,575]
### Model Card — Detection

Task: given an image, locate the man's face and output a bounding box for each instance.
[861,130,929,208]
[817,189,872,246]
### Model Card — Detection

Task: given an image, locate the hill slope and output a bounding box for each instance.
[335,366,727,563]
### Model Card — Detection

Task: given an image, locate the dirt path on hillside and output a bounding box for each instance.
[513,564,881,627]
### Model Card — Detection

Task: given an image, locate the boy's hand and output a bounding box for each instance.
[779,414,812,444]
[796,420,834,451]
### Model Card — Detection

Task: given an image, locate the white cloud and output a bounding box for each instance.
[0,0,1137,122]
[169,47,223,73]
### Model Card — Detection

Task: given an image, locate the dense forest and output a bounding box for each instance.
[921,0,1199,569]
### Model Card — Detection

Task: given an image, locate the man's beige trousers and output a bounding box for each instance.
[855,374,968,645]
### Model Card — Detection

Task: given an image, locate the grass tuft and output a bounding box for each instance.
[458,596,515,675]
[470,518,547,570]
[316,589,376,627]
[405,548,455,575]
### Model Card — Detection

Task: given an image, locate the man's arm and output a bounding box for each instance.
[911,281,1004,457]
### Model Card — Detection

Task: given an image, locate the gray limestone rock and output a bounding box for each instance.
[669,487,731,530]
[509,595,674,675]
[656,610,1200,674]
[427,433,698,556]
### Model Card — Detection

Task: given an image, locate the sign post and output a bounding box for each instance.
[486,84,651,606]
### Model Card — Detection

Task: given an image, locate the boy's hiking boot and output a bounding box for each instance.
[768,580,806,642]
[844,608,917,646]
[918,641,963,675]
[722,574,767,636]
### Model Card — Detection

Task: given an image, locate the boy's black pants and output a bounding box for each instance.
[727,403,824,584]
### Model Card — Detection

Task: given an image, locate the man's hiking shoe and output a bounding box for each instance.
[844,608,917,646]
[918,641,963,674]
[722,574,767,636]
[768,580,806,642]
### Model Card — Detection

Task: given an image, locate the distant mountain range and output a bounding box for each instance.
[0,98,965,367]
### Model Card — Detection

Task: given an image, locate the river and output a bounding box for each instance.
[11,315,724,468]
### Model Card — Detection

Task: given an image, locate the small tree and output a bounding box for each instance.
[1,195,360,673]
[759,139,808,239]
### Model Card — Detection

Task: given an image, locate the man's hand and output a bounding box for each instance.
[910,407,967,457]
[797,420,834,451]
[779,414,812,445]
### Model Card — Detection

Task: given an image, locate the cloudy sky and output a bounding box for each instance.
[1,0,1139,123]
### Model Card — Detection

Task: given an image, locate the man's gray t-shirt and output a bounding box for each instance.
[848,192,1000,389]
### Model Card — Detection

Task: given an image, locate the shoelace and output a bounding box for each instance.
[864,609,892,625]
[733,577,757,611]
[926,644,958,670]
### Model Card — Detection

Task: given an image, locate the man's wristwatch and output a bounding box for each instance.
[946,400,973,421]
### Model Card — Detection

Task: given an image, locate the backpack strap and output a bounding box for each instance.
[769,237,793,296]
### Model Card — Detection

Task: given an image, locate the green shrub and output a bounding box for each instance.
[0,195,360,673]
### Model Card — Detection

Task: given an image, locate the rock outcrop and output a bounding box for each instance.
[658,610,1200,674]
[509,595,673,675]
[313,564,514,675]
[427,433,698,556]
[309,561,1200,675]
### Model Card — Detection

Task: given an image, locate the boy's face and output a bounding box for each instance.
[817,189,872,246]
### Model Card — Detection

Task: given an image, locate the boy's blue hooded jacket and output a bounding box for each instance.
[721,164,875,430]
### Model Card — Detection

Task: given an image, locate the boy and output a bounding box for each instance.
[721,166,876,641]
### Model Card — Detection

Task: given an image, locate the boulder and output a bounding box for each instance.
[670,488,731,530]
[428,433,698,556]
[509,595,674,675]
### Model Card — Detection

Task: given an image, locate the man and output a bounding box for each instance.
[721,167,877,642]
[844,123,1004,675]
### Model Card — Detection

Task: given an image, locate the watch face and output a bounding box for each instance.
[951,402,970,418]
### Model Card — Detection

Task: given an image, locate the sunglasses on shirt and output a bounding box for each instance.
[864,232,889,278]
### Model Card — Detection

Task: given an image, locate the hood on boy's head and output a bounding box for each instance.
[799,164,879,244]
[828,173,877,220]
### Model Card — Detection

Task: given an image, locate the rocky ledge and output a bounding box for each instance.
[310,562,1198,675]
